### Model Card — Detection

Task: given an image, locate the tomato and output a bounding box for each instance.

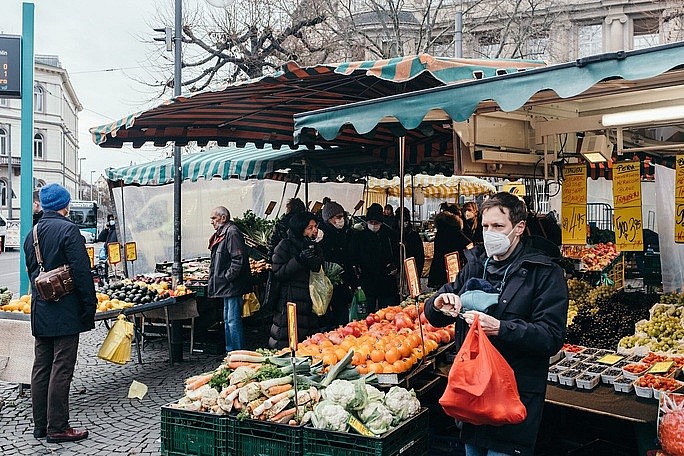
[394,313,414,330]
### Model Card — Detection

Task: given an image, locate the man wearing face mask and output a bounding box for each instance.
[424,192,568,456]
[97,215,119,277]
[349,204,399,313]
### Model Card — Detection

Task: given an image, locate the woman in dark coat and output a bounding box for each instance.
[428,210,472,288]
[267,198,306,261]
[397,207,425,277]
[462,201,483,244]
[268,211,323,349]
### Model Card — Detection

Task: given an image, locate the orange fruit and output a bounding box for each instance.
[413,347,424,360]
[352,352,365,366]
[357,364,369,375]
[368,362,384,374]
[393,359,407,373]
[385,348,400,364]
[322,353,338,366]
[320,339,333,348]
[397,342,412,358]
[334,348,348,361]
[383,363,397,374]
[370,349,385,363]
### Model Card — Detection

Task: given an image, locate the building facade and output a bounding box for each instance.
[0,54,82,219]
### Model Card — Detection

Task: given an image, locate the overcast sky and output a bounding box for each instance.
[3,0,182,181]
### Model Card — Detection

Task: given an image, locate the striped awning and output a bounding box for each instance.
[90,54,543,153]
[367,174,495,198]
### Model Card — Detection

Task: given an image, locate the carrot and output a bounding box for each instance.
[185,372,212,385]
[228,361,263,370]
[270,407,296,423]
[266,384,292,397]
[186,374,213,391]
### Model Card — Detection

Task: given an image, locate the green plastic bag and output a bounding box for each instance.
[310,267,333,316]
[349,287,367,322]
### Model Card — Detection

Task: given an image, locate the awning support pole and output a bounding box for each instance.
[399,136,406,297]
[304,159,309,209]
[172,0,183,288]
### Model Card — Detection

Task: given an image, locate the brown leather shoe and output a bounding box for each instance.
[46,427,88,443]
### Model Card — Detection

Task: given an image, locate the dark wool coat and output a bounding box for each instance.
[208,222,252,299]
[424,237,568,456]
[24,210,97,337]
[348,225,398,298]
[428,211,472,288]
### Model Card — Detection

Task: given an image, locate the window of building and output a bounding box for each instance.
[578,24,603,57]
[0,179,7,207]
[633,17,660,50]
[0,128,7,156]
[33,133,44,159]
[34,85,44,113]
[525,31,550,60]
[477,32,500,58]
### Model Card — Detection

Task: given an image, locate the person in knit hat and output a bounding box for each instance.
[24,183,95,444]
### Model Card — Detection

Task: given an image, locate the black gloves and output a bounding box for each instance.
[298,247,321,272]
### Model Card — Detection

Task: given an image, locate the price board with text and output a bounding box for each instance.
[561,204,587,245]
[612,159,643,251]
[562,164,587,205]
[125,242,137,262]
[107,242,122,265]
[612,161,641,208]
[676,156,684,243]
[444,252,460,283]
[0,35,21,99]
[613,206,644,251]
[404,257,420,298]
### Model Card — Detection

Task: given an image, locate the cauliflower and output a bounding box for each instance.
[358,401,394,435]
[311,400,350,432]
[365,384,385,403]
[384,386,421,424]
[322,379,356,409]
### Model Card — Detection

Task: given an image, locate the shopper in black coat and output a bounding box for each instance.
[267,198,306,261]
[428,210,472,288]
[268,211,323,349]
[462,201,483,244]
[424,193,568,456]
[397,207,425,277]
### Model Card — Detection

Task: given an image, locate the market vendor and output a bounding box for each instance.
[424,192,568,456]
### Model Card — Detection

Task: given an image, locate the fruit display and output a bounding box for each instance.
[0,294,31,314]
[0,287,12,306]
[96,292,134,313]
[562,243,619,271]
[618,301,684,354]
[635,374,683,393]
[566,278,593,325]
[296,303,454,375]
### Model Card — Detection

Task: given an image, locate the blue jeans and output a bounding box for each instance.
[465,444,512,456]
[223,296,244,353]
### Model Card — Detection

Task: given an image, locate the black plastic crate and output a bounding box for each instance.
[303,408,429,456]
[161,405,234,456]
[235,418,302,456]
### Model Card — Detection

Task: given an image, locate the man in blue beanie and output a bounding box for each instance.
[23,183,96,443]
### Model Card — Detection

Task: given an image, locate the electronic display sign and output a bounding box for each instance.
[0,35,21,99]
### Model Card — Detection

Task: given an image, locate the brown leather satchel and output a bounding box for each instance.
[32,225,75,301]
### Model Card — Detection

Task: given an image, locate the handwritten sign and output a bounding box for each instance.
[404,257,420,298]
[596,354,623,365]
[86,246,95,268]
[125,242,137,262]
[444,252,460,283]
[613,206,644,251]
[287,302,298,352]
[107,242,121,265]
[612,160,641,207]
[676,156,684,199]
[562,165,587,204]
[561,204,587,245]
[265,201,277,216]
[675,199,684,243]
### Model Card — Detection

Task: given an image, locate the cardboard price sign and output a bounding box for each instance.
[287,302,298,352]
[404,257,420,298]
[676,156,684,200]
[86,246,95,269]
[562,165,587,205]
[675,199,684,243]
[613,206,644,251]
[125,242,137,262]
[613,160,642,207]
[561,204,587,245]
[107,242,122,265]
[444,252,460,283]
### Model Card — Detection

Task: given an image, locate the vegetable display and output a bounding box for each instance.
[0,293,30,314]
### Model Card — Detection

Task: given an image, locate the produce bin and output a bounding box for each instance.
[303,408,429,456]
[160,405,235,456]
[234,418,301,456]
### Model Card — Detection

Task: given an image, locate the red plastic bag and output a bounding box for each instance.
[439,314,527,426]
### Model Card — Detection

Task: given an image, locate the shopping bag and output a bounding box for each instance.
[309,267,333,316]
[97,315,134,365]
[242,292,261,317]
[439,314,527,426]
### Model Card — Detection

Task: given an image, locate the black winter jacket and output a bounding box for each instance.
[348,225,398,298]
[268,232,323,348]
[208,222,252,298]
[424,237,568,456]
[428,211,472,288]
[403,227,425,277]
[267,212,293,261]
[24,210,97,337]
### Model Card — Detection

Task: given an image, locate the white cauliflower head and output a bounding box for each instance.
[311,400,350,432]
[384,386,421,424]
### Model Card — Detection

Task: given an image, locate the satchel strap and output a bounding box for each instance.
[32,224,45,272]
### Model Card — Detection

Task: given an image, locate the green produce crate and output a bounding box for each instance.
[161,405,235,456]
[188,284,207,297]
[234,418,302,456]
[303,408,429,456]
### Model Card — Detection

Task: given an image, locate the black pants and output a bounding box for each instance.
[32,334,80,434]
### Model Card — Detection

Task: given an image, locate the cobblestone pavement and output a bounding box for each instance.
[0,318,270,456]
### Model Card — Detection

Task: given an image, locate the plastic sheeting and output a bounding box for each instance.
[654,164,684,292]
[111,179,363,274]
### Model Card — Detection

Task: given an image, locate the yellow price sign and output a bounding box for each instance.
[404,257,420,298]
[612,160,641,207]
[444,251,460,283]
[676,156,684,199]
[107,242,122,265]
[287,302,298,352]
[561,204,587,245]
[596,354,623,365]
[125,242,137,262]
[562,165,587,204]
[86,246,95,269]
[613,206,643,251]
[675,199,684,243]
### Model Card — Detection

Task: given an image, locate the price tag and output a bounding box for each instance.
[676,199,684,244]
[612,160,642,208]
[648,361,674,374]
[86,246,95,268]
[444,252,460,283]
[347,415,374,437]
[613,206,644,251]
[125,242,137,262]
[596,354,623,365]
[561,204,587,245]
[265,201,277,216]
[287,302,298,352]
[676,156,684,199]
[404,257,420,298]
[562,165,587,205]
[310,201,323,214]
[107,242,122,265]
[376,373,399,385]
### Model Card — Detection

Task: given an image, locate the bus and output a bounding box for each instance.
[68,200,98,243]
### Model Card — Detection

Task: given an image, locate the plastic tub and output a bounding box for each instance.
[622,363,649,380]
[612,376,634,393]
[575,373,601,390]
[600,368,623,385]
[558,369,582,387]
[633,380,654,399]
[547,366,564,383]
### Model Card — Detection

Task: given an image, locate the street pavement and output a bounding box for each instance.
[0,323,225,456]
[0,250,20,296]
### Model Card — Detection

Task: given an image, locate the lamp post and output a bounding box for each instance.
[78,157,86,199]
[90,170,96,201]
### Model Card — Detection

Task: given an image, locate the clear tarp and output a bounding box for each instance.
[655,164,684,292]
[111,179,363,274]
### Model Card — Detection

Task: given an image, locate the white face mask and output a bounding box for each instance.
[109,220,116,227]
[367,222,381,233]
[483,227,516,257]
[332,218,345,230]
[314,229,324,243]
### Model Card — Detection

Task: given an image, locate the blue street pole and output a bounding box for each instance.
[19,2,34,295]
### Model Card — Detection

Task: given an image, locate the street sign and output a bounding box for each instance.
[0,35,21,99]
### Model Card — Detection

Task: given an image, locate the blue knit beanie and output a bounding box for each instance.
[39,183,72,211]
